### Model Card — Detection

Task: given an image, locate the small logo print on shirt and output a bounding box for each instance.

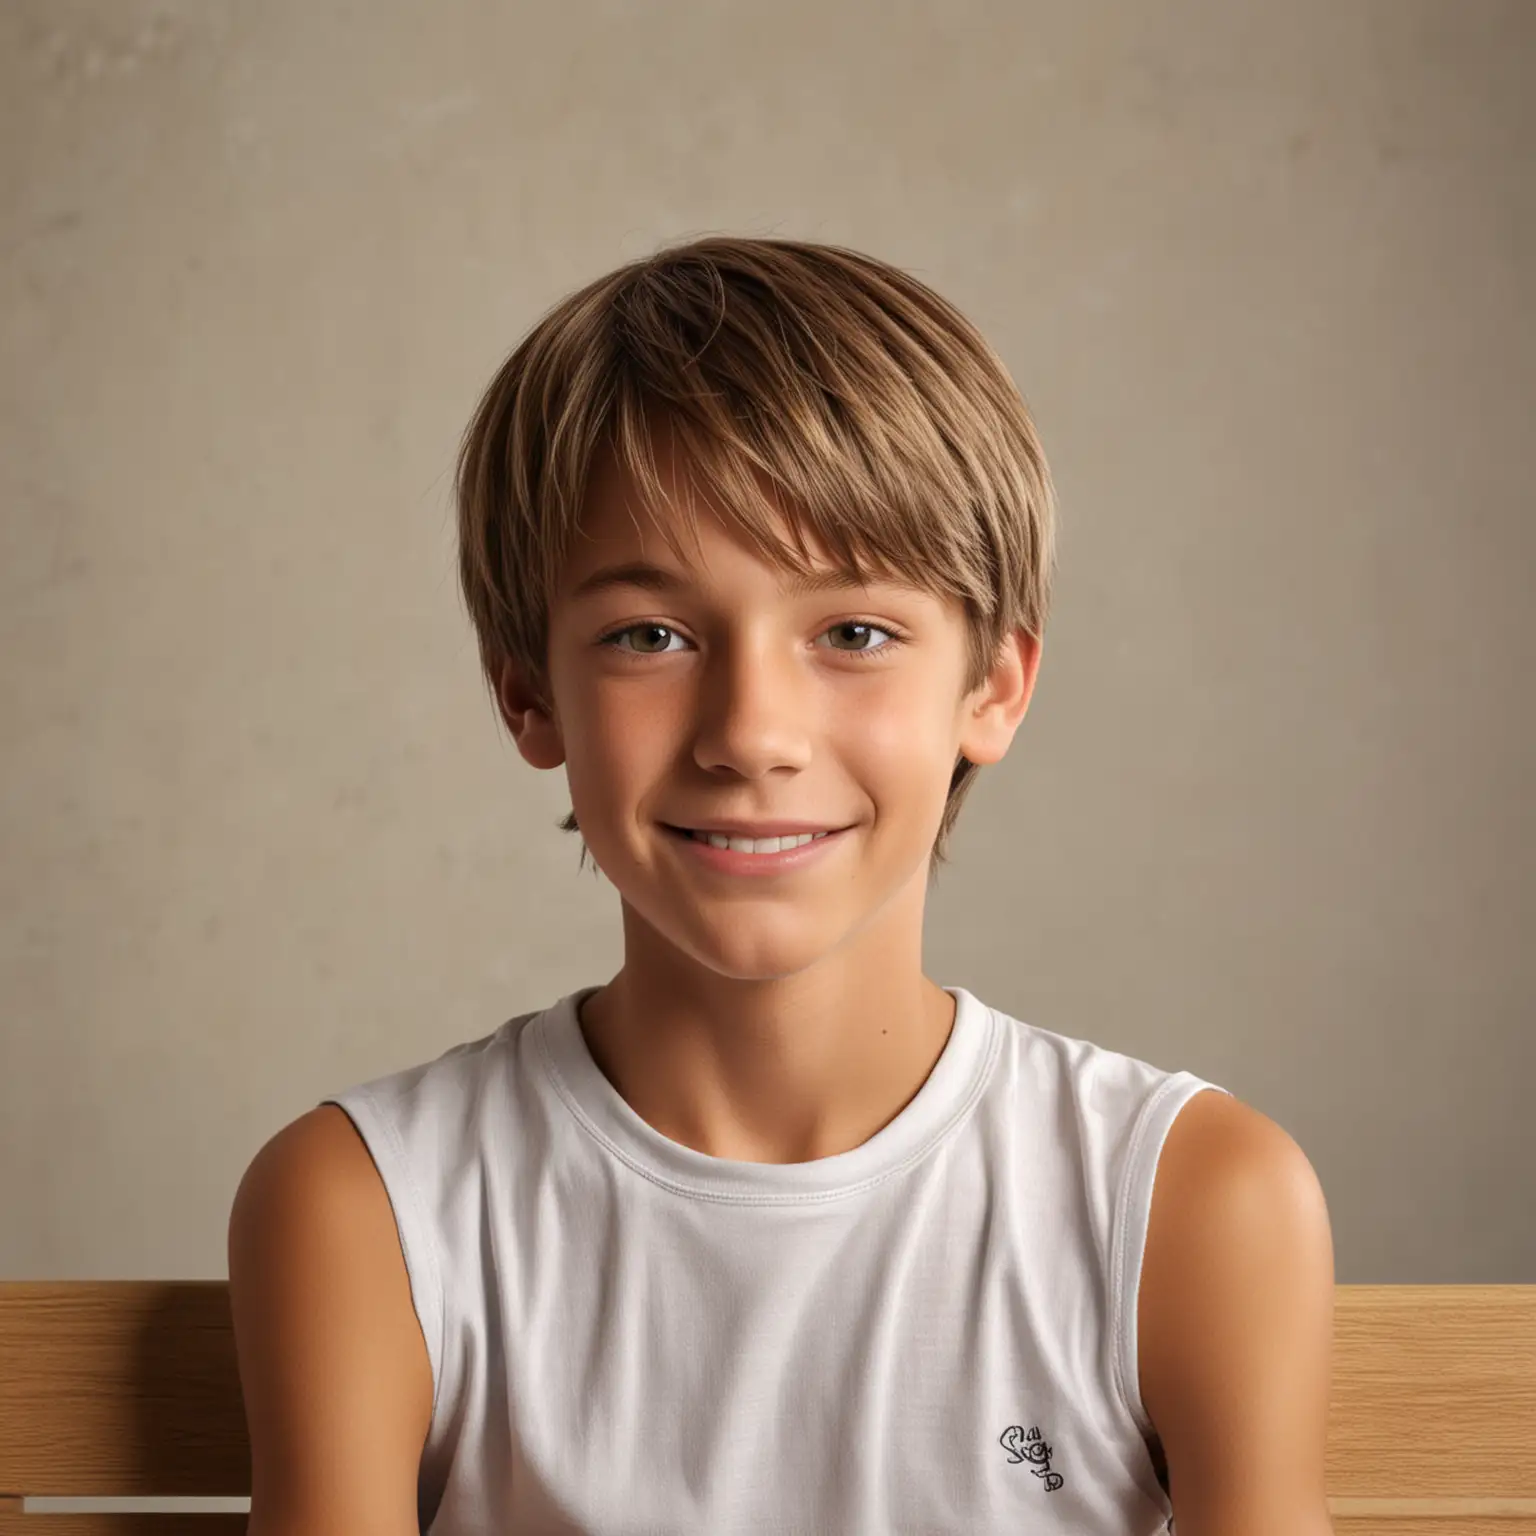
[999,1424,1064,1492]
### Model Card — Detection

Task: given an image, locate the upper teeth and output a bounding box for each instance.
[688,830,831,853]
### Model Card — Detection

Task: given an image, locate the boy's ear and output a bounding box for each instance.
[957,628,1042,768]
[496,656,566,770]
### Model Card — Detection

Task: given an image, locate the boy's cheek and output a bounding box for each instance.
[838,705,957,770]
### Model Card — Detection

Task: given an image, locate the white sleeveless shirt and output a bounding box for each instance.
[322,984,1229,1534]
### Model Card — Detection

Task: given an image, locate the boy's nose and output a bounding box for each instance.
[687,654,816,778]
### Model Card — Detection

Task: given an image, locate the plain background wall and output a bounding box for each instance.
[3,0,1532,1290]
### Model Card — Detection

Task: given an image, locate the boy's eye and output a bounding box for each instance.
[604,623,685,655]
[597,620,904,658]
[820,621,898,654]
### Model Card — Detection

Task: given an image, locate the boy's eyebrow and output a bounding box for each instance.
[567,560,892,602]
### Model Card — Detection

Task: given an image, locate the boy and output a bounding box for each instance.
[228,237,1336,1534]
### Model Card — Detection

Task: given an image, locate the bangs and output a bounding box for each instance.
[603,388,983,610]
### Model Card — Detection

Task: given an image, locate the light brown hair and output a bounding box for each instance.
[455,235,1057,874]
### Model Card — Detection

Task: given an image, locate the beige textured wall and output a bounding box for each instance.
[3,0,1532,1290]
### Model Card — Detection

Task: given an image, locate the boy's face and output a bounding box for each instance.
[498,433,1040,984]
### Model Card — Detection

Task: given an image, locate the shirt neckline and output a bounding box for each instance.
[531,983,1000,1204]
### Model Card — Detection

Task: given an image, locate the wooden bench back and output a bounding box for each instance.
[0,1283,245,1534]
[1,1282,1533,1533]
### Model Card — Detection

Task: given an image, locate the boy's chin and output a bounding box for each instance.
[631,905,858,985]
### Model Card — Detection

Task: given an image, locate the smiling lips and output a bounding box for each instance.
[677,827,835,854]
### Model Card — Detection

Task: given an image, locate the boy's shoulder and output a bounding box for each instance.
[322,1004,547,1122]
[979,990,1204,1095]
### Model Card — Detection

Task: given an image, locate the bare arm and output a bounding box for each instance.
[1141,1090,1337,1536]
[228,1104,435,1536]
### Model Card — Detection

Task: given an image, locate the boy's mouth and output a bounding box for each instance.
[662,824,841,854]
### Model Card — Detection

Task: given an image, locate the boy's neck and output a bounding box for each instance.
[575,939,957,1167]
